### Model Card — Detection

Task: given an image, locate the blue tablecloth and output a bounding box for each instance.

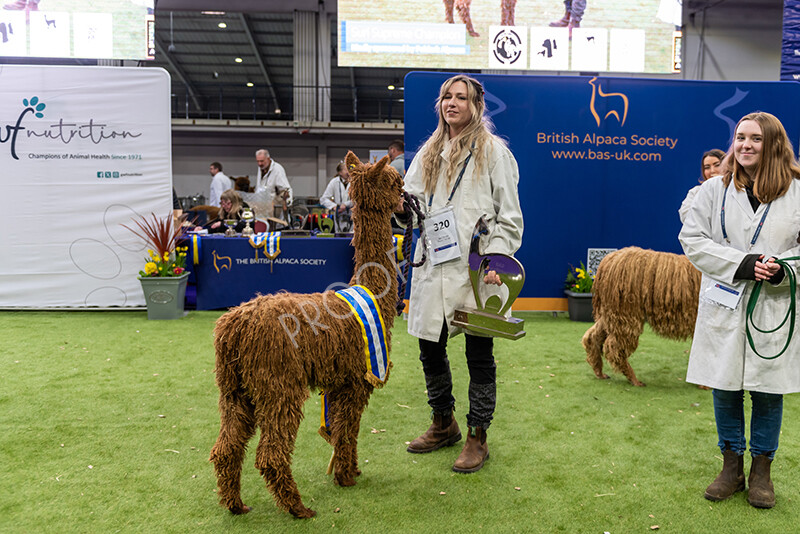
[187,235,355,310]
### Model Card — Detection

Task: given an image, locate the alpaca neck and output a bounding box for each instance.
[350,208,398,328]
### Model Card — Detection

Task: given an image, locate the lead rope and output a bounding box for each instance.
[396,191,426,316]
[745,256,800,359]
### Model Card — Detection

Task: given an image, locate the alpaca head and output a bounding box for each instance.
[345,151,404,215]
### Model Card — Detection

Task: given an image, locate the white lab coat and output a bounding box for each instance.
[320,176,352,211]
[679,175,800,394]
[320,176,353,232]
[255,160,293,209]
[678,184,701,224]
[209,171,231,207]
[404,137,524,342]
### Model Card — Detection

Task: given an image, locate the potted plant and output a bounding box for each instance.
[564,262,594,322]
[123,213,190,320]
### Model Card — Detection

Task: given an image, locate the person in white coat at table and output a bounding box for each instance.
[255,148,293,218]
[320,161,353,232]
[679,111,800,509]
[399,74,523,473]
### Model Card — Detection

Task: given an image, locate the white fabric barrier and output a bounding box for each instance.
[0,65,172,308]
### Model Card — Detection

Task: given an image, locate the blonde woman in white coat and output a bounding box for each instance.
[679,111,800,509]
[401,75,523,473]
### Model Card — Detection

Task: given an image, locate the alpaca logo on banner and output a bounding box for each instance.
[212,250,232,273]
[488,27,527,69]
[588,77,629,127]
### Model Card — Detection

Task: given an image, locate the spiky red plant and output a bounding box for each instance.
[122,213,184,259]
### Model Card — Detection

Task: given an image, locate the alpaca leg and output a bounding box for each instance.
[443,0,455,23]
[455,0,479,37]
[501,0,516,26]
[327,383,372,487]
[254,389,315,518]
[604,322,645,386]
[209,391,257,515]
[582,320,609,380]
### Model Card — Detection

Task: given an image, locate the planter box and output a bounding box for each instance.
[565,290,593,322]
[139,273,190,320]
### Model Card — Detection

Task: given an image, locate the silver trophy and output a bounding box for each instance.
[451,216,526,340]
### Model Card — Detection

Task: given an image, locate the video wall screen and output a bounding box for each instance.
[338,0,681,73]
[0,0,154,61]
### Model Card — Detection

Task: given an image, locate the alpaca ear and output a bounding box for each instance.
[345,151,361,171]
[373,155,390,175]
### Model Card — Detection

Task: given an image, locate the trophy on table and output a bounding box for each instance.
[224,219,237,237]
[451,216,526,340]
[241,207,255,237]
[317,213,335,237]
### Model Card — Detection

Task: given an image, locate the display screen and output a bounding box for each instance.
[338,0,681,73]
[0,0,154,61]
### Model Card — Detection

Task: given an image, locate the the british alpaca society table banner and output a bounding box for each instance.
[0,65,172,308]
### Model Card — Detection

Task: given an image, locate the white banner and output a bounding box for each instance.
[0,65,172,308]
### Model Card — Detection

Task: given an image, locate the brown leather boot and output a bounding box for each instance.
[549,10,570,27]
[452,426,489,473]
[704,449,744,501]
[747,455,775,508]
[407,410,461,453]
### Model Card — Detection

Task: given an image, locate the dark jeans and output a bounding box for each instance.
[712,389,783,459]
[418,321,496,428]
[563,0,586,21]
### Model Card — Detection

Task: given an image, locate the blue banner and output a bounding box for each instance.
[782,0,800,80]
[404,72,800,303]
[190,235,355,310]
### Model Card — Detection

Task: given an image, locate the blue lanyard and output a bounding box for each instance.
[428,152,472,208]
[720,183,771,248]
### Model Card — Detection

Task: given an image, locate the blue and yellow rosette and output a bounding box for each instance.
[249,231,281,260]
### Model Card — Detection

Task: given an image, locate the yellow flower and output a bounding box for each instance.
[163,252,169,261]
[144,262,158,275]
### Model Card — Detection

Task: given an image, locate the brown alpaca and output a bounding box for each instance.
[233,176,254,193]
[209,152,403,518]
[443,0,518,36]
[582,247,701,386]
[189,204,220,221]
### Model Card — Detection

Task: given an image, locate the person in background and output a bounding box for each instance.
[320,161,353,232]
[172,187,184,227]
[388,139,405,177]
[399,74,523,474]
[208,161,230,208]
[549,0,586,35]
[3,0,39,11]
[679,111,800,509]
[196,189,249,234]
[255,148,293,219]
[679,148,725,223]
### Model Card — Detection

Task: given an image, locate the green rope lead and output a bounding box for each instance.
[745,256,800,360]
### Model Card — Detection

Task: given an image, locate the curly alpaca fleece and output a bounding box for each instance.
[582,246,701,386]
[209,152,404,518]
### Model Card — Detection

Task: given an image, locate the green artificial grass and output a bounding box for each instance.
[1,311,798,533]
